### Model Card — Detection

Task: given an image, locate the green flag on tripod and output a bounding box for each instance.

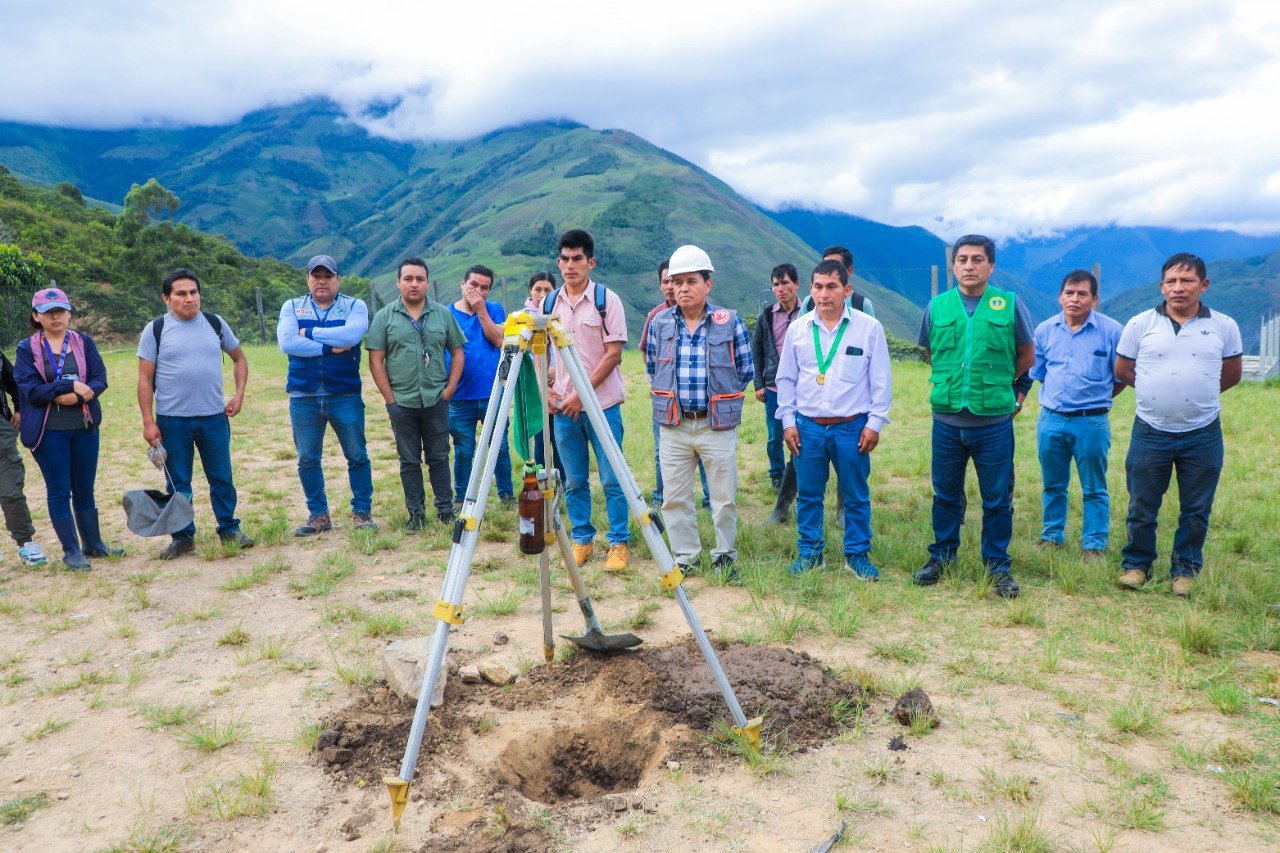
[511,356,544,465]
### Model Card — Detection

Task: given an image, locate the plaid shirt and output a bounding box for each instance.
[646,306,754,412]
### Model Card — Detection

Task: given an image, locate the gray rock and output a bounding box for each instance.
[381,638,448,708]
[459,665,482,684]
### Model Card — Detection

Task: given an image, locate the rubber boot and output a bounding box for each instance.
[50,516,91,571]
[766,461,796,525]
[76,509,124,558]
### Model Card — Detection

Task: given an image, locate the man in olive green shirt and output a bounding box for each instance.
[367,257,466,528]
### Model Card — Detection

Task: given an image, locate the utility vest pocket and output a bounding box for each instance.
[708,392,744,431]
[651,389,681,426]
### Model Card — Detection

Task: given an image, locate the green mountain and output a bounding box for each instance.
[1101,250,1280,351]
[0,166,338,346]
[0,100,922,340]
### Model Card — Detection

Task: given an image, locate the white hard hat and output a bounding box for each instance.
[668,244,714,276]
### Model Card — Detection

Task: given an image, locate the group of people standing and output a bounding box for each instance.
[2,229,1242,602]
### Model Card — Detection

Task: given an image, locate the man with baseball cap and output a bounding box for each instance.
[645,244,754,580]
[277,254,375,535]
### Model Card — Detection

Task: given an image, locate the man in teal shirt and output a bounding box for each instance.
[367,258,466,528]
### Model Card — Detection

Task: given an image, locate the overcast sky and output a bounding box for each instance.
[4,0,1279,239]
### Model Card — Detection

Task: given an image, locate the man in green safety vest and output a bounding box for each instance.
[913,235,1035,598]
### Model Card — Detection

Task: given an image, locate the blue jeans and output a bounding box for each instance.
[651,419,709,504]
[555,404,629,545]
[157,413,239,540]
[930,418,1014,571]
[288,394,372,516]
[764,388,786,480]
[795,414,872,558]
[449,398,513,501]
[1121,417,1223,577]
[31,428,99,521]
[1037,410,1110,549]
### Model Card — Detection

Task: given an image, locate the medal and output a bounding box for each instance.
[812,318,848,388]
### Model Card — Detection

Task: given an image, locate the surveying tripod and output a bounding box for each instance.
[383,311,760,830]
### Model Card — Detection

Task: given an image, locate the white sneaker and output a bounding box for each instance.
[18,542,47,567]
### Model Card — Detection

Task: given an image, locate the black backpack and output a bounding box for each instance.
[150,311,226,390]
[542,284,612,335]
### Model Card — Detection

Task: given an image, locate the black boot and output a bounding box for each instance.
[766,461,796,524]
[50,516,91,570]
[75,509,124,558]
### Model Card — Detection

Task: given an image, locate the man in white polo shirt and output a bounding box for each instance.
[775,259,891,579]
[1115,252,1242,596]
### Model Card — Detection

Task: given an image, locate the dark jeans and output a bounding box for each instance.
[1122,417,1223,577]
[31,427,99,522]
[288,393,373,516]
[449,398,513,502]
[0,418,35,543]
[763,388,786,480]
[795,413,872,558]
[930,418,1014,571]
[389,400,452,514]
[157,412,240,540]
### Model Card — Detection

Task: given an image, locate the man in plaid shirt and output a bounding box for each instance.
[645,245,754,580]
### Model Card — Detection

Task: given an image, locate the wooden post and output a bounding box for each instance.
[930,265,939,298]
[254,287,266,342]
[945,245,954,289]
[1091,263,1102,295]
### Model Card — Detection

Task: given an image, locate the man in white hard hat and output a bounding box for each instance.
[645,245,754,581]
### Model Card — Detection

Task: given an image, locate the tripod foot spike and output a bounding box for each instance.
[543,644,554,665]
[384,776,410,829]
[733,717,764,751]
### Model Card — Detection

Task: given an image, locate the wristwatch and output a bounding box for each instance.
[1014,401,1024,413]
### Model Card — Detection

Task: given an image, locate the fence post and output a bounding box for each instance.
[1092,263,1102,294]
[944,245,954,289]
[254,287,266,343]
[930,265,938,298]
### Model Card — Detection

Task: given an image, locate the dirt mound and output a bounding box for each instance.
[321,636,862,800]
[497,716,662,804]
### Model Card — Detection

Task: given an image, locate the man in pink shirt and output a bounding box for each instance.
[548,229,632,571]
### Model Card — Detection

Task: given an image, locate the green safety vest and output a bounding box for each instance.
[927,286,1017,416]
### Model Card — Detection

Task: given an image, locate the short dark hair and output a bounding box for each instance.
[463,264,495,283]
[658,259,669,276]
[397,257,428,278]
[1161,252,1207,280]
[1061,269,1098,297]
[771,263,799,284]
[558,229,594,259]
[163,268,200,297]
[812,259,848,285]
[528,270,556,291]
[821,245,854,270]
[953,235,996,263]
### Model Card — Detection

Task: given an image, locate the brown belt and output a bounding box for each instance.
[806,414,862,426]
[683,409,708,420]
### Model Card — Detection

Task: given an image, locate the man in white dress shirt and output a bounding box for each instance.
[775,259,892,579]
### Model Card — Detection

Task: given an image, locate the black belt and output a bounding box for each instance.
[683,409,708,420]
[1047,407,1109,418]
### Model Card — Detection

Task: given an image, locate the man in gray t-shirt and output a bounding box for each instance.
[137,268,252,559]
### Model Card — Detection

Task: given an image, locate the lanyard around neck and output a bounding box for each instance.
[812,318,848,385]
[41,334,69,381]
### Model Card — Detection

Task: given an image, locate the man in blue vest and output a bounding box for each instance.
[645,245,754,580]
[914,235,1034,598]
[277,255,376,536]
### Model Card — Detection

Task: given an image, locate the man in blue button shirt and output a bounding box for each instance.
[1029,270,1124,556]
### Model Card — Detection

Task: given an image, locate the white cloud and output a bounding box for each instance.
[2,0,1279,237]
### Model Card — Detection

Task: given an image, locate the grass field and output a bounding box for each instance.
[0,343,1276,851]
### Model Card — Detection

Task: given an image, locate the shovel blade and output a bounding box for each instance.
[561,629,642,653]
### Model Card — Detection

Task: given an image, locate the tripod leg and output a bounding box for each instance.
[385,345,527,828]
[552,339,758,743]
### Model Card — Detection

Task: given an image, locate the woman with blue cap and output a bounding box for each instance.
[14,287,122,569]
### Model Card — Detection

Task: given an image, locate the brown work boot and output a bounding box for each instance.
[294,513,332,537]
[604,544,630,572]
[1172,576,1194,597]
[564,542,593,569]
[1118,568,1147,590]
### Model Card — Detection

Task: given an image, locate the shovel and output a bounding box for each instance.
[552,517,641,653]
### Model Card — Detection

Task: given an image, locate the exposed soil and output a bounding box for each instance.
[319,636,863,812]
